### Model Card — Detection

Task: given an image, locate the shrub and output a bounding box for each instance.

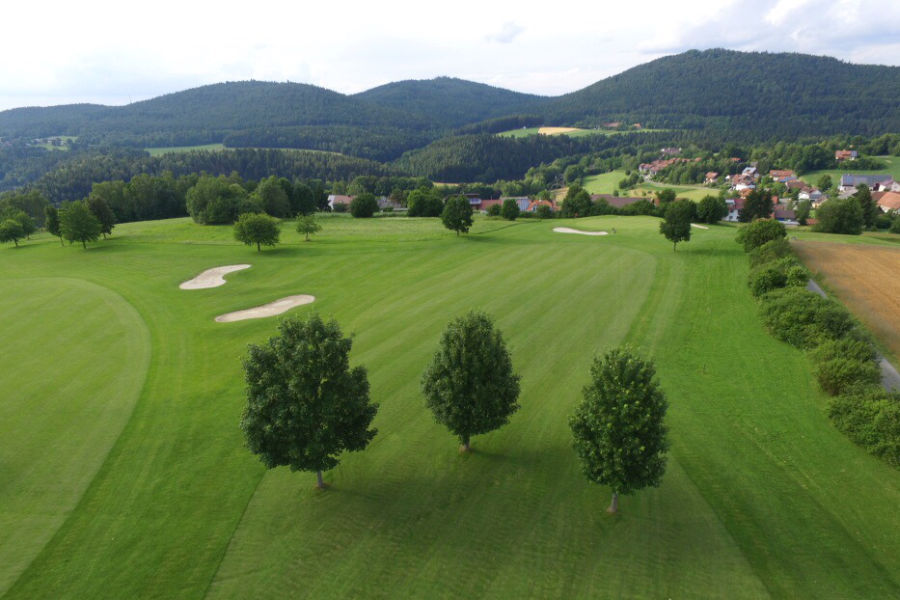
[891,217,900,234]
[811,338,878,364]
[813,357,881,396]
[736,219,787,252]
[536,204,554,219]
[332,202,349,213]
[829,388,900,468]
[350,193,379,218]
[759,287,857,349]
[486,204,501,217]
[748,257,808,297]
[874,213,892,230]
[749,238,792,267]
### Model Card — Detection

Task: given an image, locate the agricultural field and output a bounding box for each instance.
[793,241,900,362]
[1,215,900,598]
[799,155,900,186]
[581,171,716,201]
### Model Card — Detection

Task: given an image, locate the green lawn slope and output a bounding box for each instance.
[0,216,898,598]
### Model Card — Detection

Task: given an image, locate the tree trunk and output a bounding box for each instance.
[460,434,471,453]
[81,238,87,249]
[13,239,18,247]
[256,242,261,252]
[607,491,619,514]
[673,241,677,252]
[58,236,64,246]
[316,470,325,489]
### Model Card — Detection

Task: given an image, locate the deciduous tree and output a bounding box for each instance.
[86,195,116,238]
[350,193,379,218]
[422,312,520,452]
[59,201,102,249]
[441,195,473,235]
[44,205,63,245]
[234,212,280,251]
[295,214,321,241]
[659,198,693,251]
[0,219,25,247]
[736,218,786,252]
[501,198,520,221]
[241,315,378,489]
[569,347,669,514]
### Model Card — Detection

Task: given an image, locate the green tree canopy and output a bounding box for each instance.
[234,212,281,251]
[350,193,379,218]
[186,174,248,224]
[560,186,592,218]
[736,218,786,252]
[501,198,520,221]
[569,347,669,514]
[696,194,727,224]
[295,214,321,241]
[252,175,293,218]
[3,209,36,239]
[814,198,864,235]
[44,205,63,245]
[816,174,833,192]
[659,198,693,251]
[86,195,116,238]
[0,219,25,247]
[422,311,521,452]
[59,201,102,249]
[407,187,444,217]
[853,184,877,230]
[240,315,378,489]
[441,195,474,235]
[739,189,774,222]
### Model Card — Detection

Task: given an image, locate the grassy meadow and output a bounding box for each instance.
[145,143,226,156]
[799,155,900,186]
[580,171,715,201]
[1,215,899,598]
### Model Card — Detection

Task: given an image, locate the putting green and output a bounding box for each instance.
[0,278,150,595]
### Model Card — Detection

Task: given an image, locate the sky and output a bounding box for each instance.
[2,0,900,111]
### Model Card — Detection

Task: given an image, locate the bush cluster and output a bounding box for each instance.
[739,226,898,468]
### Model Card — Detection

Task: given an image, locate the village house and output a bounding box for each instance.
[838,174,894,193]
[798,188,826,207]
[705,171,719,184]
[875,191,900,213]
[768,169,797,183]
[526,199,556,212]
[835,149,858,161]
[327,194,353,210]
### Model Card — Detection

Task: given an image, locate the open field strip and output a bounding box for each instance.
[799,155,900,186]
[145,143,226,156]
[0,216,898,598]
[581,171,715,201]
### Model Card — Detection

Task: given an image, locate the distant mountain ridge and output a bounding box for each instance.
[1,49,899,155]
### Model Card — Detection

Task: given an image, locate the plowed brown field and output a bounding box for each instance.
[794,241,900,360]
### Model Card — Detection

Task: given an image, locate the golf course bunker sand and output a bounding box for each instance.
[180,265,251,290]
[691,223,710,230]
[553,227,608,236]
[215,295,316,323]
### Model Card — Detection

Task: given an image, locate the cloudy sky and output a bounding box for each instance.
[2,0,899,111]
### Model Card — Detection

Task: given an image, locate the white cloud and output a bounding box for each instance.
[0,0,899,110]
[486,22,525,44]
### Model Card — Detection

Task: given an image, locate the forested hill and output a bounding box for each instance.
[353,77,545,128]
[543,49,900,135]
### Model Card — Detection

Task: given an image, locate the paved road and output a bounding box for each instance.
[807,279,900,392]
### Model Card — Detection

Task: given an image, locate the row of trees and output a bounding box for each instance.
[241,313,669,512]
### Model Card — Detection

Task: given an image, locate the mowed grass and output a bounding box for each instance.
[579,171,716,202]
[0,278,150,595]
[1,216,899,598]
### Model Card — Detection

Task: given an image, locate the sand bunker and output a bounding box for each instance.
[180,265,251,290]
[539,127,581,135]
[215,295,316,322]
[691,223,710,230]
[553,227,608,236]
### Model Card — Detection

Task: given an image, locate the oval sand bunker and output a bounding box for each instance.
[553,227,608,236]
[180,265,251,290]
[215,295,316,323]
